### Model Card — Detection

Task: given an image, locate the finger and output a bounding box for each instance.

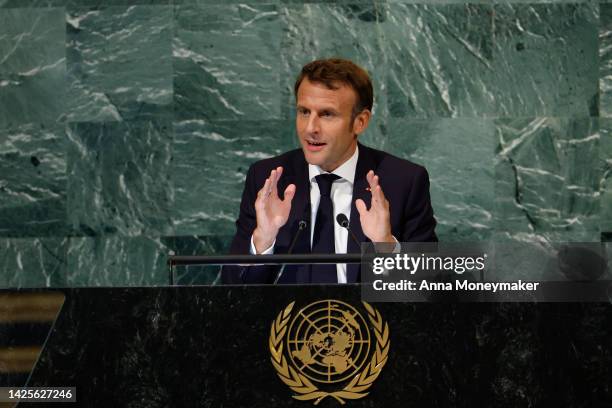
[268,169,277,195]
[375,187,391,215]
[366,170,375,186]
[380,184,388,204]
[283,184,296,203]
[258,177,271,201]
[270,166,283,195]
[355,198,368,217]
[367,170,380,191]
[373,184,386,204]
[273,166,282,184]
[368,184,378,205]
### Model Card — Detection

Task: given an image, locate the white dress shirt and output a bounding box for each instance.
[251,146,359,284]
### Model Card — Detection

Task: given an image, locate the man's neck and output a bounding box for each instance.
[308,145,359,184]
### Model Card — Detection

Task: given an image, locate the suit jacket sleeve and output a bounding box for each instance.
[221,164,276,283]
[401,166,437,242]
[230,164,258,255]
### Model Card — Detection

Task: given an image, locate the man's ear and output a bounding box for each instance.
[353,109,372,136]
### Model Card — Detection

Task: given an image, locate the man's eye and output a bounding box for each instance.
[321,112,333,117]
[298,109,309,116]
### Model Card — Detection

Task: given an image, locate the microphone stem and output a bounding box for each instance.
[273,222,306,284]
[348,228,360,249]
[340,220,360,249]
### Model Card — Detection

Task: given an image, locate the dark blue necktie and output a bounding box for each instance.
[311,173,340,281]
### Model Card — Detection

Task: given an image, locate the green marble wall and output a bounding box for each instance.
[0,1,609,287]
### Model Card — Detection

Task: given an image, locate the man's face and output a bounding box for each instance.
[296,78,370,172]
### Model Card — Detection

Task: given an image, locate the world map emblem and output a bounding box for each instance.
[269,300,390,404]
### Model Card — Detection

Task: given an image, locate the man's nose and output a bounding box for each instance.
[305,115,320,134]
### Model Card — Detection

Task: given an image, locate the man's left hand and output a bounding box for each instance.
[355,170,395,243]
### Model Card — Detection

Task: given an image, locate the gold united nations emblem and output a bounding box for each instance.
[269,300,390,405]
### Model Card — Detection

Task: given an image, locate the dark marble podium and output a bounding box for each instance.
[22,286,612,407]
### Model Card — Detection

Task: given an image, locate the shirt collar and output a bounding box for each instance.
[308,144,359,185]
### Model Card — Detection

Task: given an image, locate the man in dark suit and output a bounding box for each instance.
[222,58,437,284]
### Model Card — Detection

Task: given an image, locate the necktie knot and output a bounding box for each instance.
[315,173,340,197]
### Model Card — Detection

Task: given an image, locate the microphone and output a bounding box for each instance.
[273,219,309,284]
[336,213,360,248]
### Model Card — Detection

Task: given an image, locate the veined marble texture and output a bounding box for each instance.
[171,119,297,236]
[173,4,281,120]
[66,121,173,237]
[65,5,173,122]
[495,117,602,242]
[66,236,169,286]
[385,4,495,118]
[0,1,171,7]
[600,4,612,117]
[600,119,612,230]
[0,238,67,287]
[493,4,599,117]
[0,123,68,237]
[0,7,65,127]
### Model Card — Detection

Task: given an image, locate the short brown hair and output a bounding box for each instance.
[294,58,374,117]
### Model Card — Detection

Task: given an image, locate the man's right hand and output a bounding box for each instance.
[252,166,296,253]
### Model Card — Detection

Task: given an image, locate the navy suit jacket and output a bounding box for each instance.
[221,143,437,284]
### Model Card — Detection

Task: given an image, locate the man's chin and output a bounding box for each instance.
[302,149,325,166]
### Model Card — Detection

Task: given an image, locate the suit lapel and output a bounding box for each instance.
[347,144,376,283]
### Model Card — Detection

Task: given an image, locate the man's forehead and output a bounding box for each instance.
[296,78,357,106]
[298,78,352,93]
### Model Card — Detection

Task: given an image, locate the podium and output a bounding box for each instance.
[15,285,612,407]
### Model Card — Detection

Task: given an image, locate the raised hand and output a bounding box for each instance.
[252,166,296,253]
[355,170,394,243]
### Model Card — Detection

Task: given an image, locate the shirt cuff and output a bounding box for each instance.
[391,235,401,253]
[373,236,401,254]
[250,235,275,255]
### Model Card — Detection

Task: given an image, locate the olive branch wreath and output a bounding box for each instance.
[269,301,390,405]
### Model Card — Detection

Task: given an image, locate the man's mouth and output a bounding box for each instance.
[305,140,326,152]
